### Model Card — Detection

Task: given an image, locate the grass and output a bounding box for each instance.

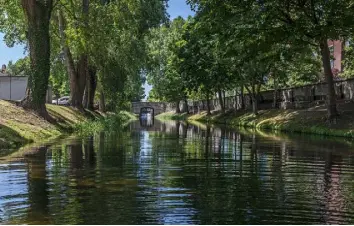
[75,111,137,136]
[157,105,354,138]
[155,112,189,120]
[0,100,136,149]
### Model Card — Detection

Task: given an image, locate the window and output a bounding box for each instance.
[346,40,350,47]
[329,45,335,68]
[329,45,334,55]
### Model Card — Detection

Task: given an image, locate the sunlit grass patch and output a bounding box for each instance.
[156,112,189,120]
[0,100,136,149]
[186,107,354,138]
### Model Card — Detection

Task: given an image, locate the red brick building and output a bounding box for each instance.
[327,40,345,77]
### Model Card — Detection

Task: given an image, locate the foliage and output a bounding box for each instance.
[186,0,354,118]
[1,0,167,114]
[0,0,27,47]
[342,40,354,79]
[85,0,167,109]
[146,16,188,103]
[6,57,30,76]
[75,111,136,136]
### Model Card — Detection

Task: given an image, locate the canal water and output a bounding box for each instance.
[1,119,354,224]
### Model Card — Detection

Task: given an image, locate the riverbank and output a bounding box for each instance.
[0,100,136,148]
[157,103,354,138]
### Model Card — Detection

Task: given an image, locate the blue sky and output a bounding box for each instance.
[0,0,194,98]
[168,0,194,20]
[0,33,25,66]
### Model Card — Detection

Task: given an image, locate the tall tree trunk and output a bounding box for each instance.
[181,98,189,113]
[58,0,90,111]
[58,10,86,110]
[175,100,180,114]
[320,39,338,121]
[234,88,238,109]
[86,66,97,110]
[217,89,225,113]
[99,88,106,113]
[246,84,258,115]
[83,86,88,108]
[175,121,180,138]
[252,94,258,115]
[206,93,211,115]
[21,0,53,119]
[72,0,89,109]
[70,55,87,110]
[223,90,226,111]
[273,75,278,108]
[240,85,245,110]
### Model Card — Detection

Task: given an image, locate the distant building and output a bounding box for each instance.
[0,76,28,101]
[0,64,8,76]
[0,73,52,102]
[327,40,346,79]
[1,64,6,74]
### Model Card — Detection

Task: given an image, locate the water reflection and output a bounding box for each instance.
[1,120,354,224]
[26,147,49,224]
[140,114,154,127]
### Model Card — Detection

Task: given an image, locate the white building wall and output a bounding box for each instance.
[0,76,28,101]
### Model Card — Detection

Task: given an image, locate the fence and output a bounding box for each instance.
[165,78,354,113]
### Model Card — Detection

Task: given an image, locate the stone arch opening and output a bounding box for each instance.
[140,107,154,116]
[140,107,154,127]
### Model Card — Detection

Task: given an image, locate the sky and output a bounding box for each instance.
[0,33,26,66]
[0,0,194,99]
[168,0,194,20]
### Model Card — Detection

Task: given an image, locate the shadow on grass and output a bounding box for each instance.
[46,105,102,132]
[0,124,31,156]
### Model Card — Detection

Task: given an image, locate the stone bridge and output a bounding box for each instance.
[131,102,167,116]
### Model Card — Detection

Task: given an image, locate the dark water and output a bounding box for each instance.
[1,119,354,224]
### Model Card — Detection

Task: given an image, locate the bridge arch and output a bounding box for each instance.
[131,102,166,116]
[140,107,154,116]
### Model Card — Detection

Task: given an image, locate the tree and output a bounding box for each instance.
[178,16,238,114]
[342,39,354,79]
[1,0,54,118]
[56,0,90,110]
[6,57,30,76]
[20,0,53,118]
[189,0,354,120]
[53,0,167,111]
[146,17,188,113]
[49,59,70,99]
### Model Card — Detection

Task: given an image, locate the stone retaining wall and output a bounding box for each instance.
[183,78,354,113]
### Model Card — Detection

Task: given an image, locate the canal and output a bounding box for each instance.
[1,119,354,224]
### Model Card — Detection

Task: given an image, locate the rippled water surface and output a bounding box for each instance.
[1,119,354,224]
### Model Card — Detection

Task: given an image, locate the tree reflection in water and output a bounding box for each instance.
[25,146,50,224]
[1,120,354,224]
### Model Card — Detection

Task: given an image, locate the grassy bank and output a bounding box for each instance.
[0,100,136,148]
[75,111,137,136]
[155,112,189,120]
[158,105,354,138]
